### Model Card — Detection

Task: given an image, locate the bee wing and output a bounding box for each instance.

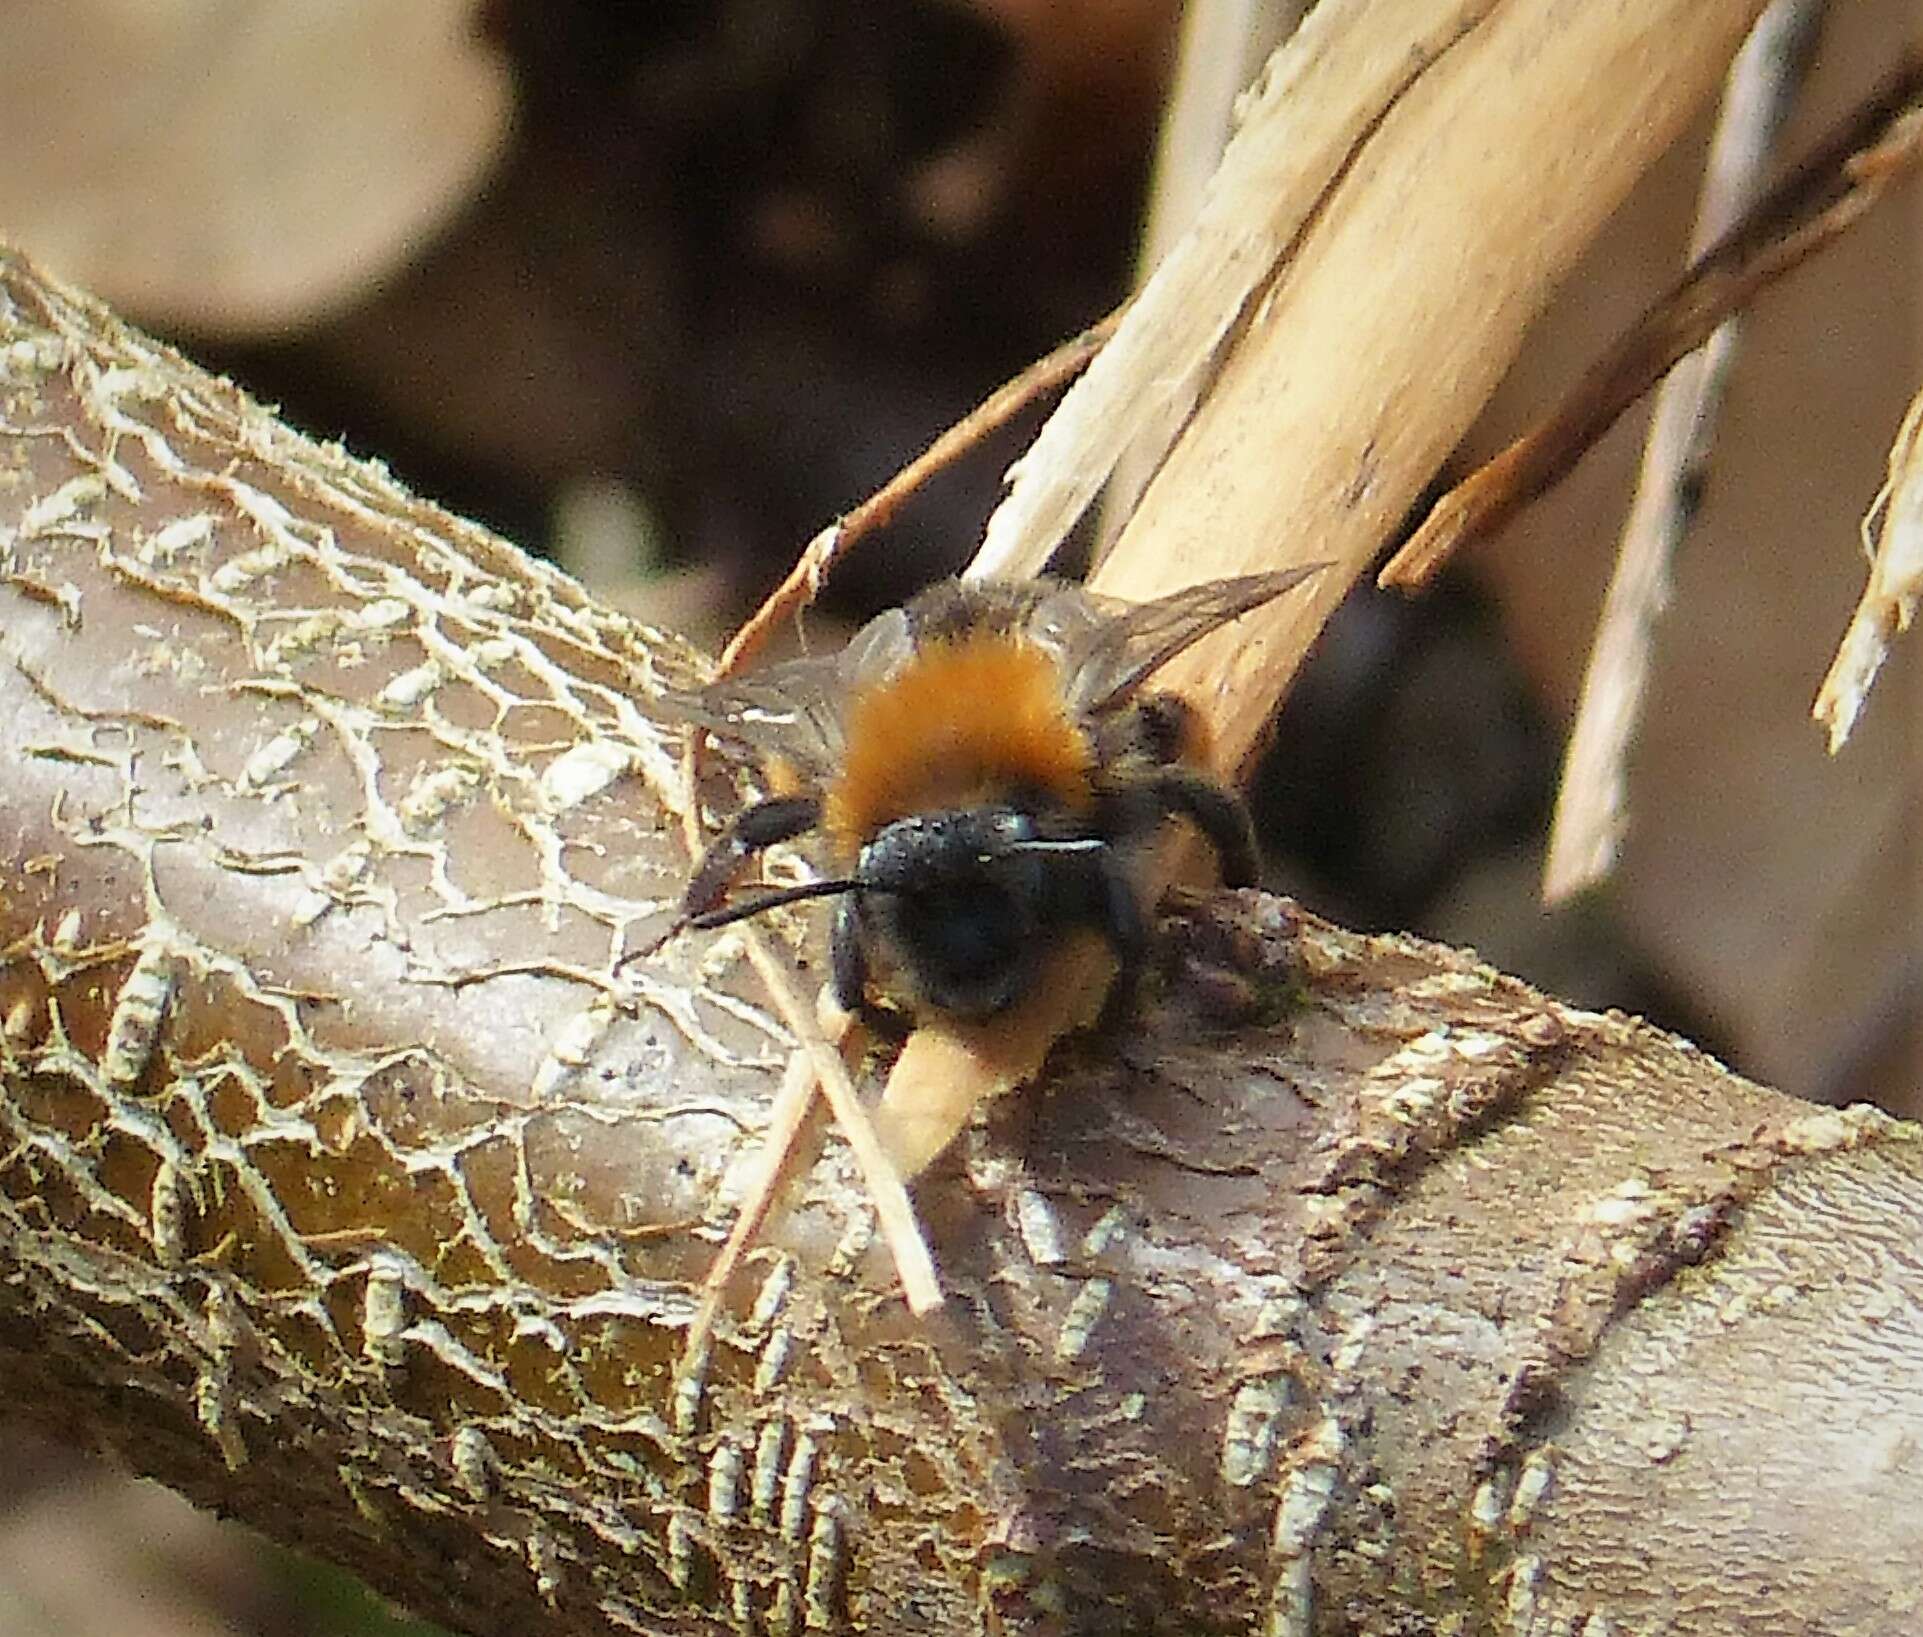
[667,660,846,777]
[1043,565,1327,716]
[667,605,916,779]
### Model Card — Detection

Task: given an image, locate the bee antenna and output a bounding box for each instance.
[686,877,867,930]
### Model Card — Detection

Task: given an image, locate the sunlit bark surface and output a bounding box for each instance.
[2,252,1920,1636]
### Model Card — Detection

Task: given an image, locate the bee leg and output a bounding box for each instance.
[829,896,866,1013]
[681,793,823,920]
[1132,693,1195,766]
[1094,852,1152,1022]
[831,896,911,1041]
[1141,770,1261,887]
[1094,693,1194,770]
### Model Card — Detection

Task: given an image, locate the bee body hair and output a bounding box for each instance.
[823,630,1095,862]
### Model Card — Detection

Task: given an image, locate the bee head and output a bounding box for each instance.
[683,809,1110,1022]
[853,810,1104,1019]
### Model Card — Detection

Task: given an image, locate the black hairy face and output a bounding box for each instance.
[851,810,1110,1018]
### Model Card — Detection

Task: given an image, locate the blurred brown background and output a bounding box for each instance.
[0,2,1914,1631]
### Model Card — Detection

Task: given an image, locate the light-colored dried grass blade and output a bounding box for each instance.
[680,1047,823,1370]
[1814,384,1923,752]
[1383,62,1923,600]
[1097,0,1308,558]
[969,0,1506,583]
[1095,0,1773,778]
[735,932,942,1314]
[1542,0,1824,905]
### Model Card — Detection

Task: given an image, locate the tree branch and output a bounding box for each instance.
[3,242,1922,1637]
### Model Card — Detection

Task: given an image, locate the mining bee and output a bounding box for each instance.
[676,567,1320,1038]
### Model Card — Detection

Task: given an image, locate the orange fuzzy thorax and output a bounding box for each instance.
[822,633,1095,862]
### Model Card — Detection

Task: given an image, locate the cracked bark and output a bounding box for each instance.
[0,134,1919,1637]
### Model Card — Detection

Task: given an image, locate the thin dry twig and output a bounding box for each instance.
[1381,46,1923,591]
[669,748,939,1372]
[678,1046,824,1370]
[1813,382,1923,751]
[1541,0,1826,905]
[714,308,1123,680]
[730,932,939,1314]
